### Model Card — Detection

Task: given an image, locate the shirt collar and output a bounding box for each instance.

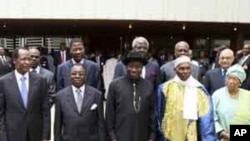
[72,85,85,96]
[72,58,84,65]
[15,69,29,81]
[30,66,40,73]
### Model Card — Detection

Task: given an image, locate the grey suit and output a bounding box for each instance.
[39,67,56,95]
[54,85,106,141]
[0,72,50,141]
[160,61,200,82]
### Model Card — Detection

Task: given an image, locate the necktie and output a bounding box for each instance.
[133,82,140,112]
[61,52,65,63]
[32,69,37,73]
[20,76,28,108]
[223,69,227,80]
[76,89,83,113]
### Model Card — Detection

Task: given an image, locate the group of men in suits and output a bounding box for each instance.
[0,37,106,141]
[2,35,250,141]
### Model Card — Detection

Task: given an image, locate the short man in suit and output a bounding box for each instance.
[238,44,250,90]
[0,46,13,77]
[113,36,160,88]
[56,38,100,91]
[54,64,105,141]
[160,41,200,82]
[0,47,50,141]
[203,48,235,94]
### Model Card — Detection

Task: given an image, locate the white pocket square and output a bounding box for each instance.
[90,103,98,110]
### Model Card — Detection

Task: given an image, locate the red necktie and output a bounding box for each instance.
[61,52,65,63]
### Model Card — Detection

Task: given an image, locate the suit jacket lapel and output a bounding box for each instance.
[27,73,37,108]
[80,86,92,114]
[39,67,45,75]
[11,72,26,110]
[67,87,79,114]
[243,56,250,65]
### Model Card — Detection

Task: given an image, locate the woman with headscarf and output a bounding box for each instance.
[212,64,250,141]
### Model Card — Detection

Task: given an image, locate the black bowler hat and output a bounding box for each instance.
[123,51,147,66]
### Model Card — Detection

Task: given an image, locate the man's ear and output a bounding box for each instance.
[13,59,16,66]
[174,67,177,73]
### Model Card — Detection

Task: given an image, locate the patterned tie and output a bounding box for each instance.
[76,89,83,113]
[20,76,28,108]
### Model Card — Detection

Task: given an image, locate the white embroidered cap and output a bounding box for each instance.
[174,55,191,68]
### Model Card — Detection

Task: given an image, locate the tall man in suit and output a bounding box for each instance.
[0,47,50,141]
[54,64,105,141]
[238,44,250,90]
[0,46,13,77]
[29,47,56,96]
[203,48,235,94]
[56,38,100,91]
[160,41,200,82]
[113,36,160,88]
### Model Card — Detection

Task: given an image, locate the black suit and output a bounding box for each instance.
[0,56,13,77]
[53,51,71,67]
[0,72,50,141]
[203,68,225,95]
[54,85,106,141]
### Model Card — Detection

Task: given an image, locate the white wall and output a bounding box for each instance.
[1,0,250,23]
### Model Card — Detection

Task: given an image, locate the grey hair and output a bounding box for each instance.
[132,36,149,49]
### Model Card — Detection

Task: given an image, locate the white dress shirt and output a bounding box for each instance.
[30,66,41,74]
[15,70,29,93]
[72,58,84,65]
[140,66,146,79]
[72,85,85,104]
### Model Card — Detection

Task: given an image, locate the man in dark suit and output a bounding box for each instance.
[53,42,71,67]
[160,41,200,82]
[0,46,13,77]
[203,48,235,94]
[29,47,56,106]
[238,44,250,90]
[113,36,160,88]
[29,47,56,95]
[0,47,50,141]
[54,64,105,141]
[56,38,100,91]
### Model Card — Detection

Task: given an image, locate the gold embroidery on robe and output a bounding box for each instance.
[161,81,210,141]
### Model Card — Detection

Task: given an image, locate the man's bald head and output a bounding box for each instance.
[174,41,190,58]
[242,44,250,56]
[219,48,235,69]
